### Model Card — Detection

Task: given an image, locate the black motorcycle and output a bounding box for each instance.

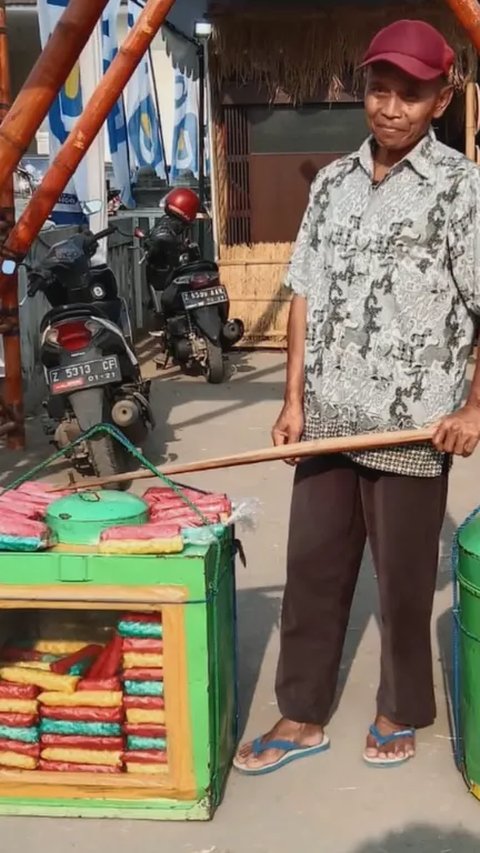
[2,210,154,482]
[136,206,244,385]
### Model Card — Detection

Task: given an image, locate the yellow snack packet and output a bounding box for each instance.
[98,538,183,555]
[41,748,122,767]
[125,762,168,775]
[0,662,51,671]
[122,653,164,669]
[0,667,79,694]
[125,708,166,725]
[38,690,123,708]
[32,641,88,654]
[0,699,38,714]
[0,751,36,770]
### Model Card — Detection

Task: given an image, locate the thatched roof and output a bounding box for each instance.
[208,0,476,101]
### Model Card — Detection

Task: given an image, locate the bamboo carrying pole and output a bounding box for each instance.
[0,0,177,294]
[0,0,111,195]
[465,80,477,160]
[51,427,437,492]
[0,0,23,448]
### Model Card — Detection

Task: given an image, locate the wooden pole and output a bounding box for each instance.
[0,0,177,296]
[50,426,436,492]
[465,80,477,160]
[0,0,111,195]
[442,0,480,51]
[0,0,24,448]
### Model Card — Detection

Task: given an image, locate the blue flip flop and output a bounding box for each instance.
[363,724,415,768]
[233,734,330,776]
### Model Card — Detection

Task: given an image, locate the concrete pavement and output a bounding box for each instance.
[1,351,480,852]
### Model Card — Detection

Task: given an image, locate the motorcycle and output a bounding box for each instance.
[136,187,244,384]
[2,202,154,483]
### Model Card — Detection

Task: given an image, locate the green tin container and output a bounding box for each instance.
[458,516,480,789]
[46,490,148,545]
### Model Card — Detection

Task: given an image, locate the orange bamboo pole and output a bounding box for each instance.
[0,0,111,194]
[0,0,177,293]
[0,0,24,448]
[443,0,480,51]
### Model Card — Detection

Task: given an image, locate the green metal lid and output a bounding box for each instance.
[46,490,149,546]
[458,515,480,558]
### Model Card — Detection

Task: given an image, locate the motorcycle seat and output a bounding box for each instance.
[174,259,218,276]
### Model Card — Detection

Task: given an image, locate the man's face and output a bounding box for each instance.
[364,63,453,151]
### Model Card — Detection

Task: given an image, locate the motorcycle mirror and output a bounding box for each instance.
[80,199,103,216]
[1,259,17,275]
[134,227,145,239]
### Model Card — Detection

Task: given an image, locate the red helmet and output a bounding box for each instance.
[164,188,200,224]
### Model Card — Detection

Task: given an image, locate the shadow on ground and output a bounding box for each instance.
[351,824,480,852]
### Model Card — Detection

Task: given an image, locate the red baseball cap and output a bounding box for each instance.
[360,19,455,81]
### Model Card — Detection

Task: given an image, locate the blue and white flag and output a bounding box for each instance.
[126,0,167,182]
[37,0,107,246]
[171,70,199,181]
[102,0,133,208]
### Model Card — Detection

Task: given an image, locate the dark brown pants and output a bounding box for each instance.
[275,455,448,729]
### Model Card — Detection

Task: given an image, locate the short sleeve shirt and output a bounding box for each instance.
[286,129,480,477]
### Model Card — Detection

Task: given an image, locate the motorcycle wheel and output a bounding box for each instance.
[88,433,130,490]
[204,339,225,384]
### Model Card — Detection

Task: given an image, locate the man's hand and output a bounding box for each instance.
[271,401,304,466]
[432,404,480,457]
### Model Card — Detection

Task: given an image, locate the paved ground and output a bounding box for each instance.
[2,351,480,852]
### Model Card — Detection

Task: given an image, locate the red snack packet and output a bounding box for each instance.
[0,739,40,757]
[39,759,121,774]
[123,750,167,764]
[121,614,161,625]
[40,735,124,750]
[124,724,166,738]
[77,677,121,692]
[123,696,165,710]
[0,712,38,727]
[87,634,123,680]
[50,644,103,675]
[0,648,46,663]
[143,487,204,505]
[100,523,181,542]
[0,682,38,699]
[121,638,163,653]
[121,668,163,681]
[41,706,123,723]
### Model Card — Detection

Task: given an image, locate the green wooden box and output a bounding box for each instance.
[0,534,237,820]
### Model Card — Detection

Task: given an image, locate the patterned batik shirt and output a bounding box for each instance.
[285,129,480,477]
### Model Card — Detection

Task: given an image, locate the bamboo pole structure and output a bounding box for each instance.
[0,0,177,296]
[50,427,436,492]
[443,0,480,50]
[465,80,477,160]
[0,0,24,448]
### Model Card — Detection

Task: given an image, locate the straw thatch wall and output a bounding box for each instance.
[219,243,293,345]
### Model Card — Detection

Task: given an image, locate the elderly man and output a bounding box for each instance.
[234,19,480,774]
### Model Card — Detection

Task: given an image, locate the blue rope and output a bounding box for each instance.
[451,504,480,769]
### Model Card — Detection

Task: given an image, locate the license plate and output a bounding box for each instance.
[182,286,228,310]
[48,356,121,395]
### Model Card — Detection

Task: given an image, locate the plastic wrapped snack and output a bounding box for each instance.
[0,739,39,756]
[0,647,49,663]
[0,713,37,727]
[40,719,122,737]
[123,749,167,764]
[0,699,38,715]
[40,735,124,750]
[0,725,38,743]
[40,747,122,767]
[125,709,166,725]
[31,641,87,655]
[39,759,121,774]
[0,513,51,551]
[125,761,167,775]
[124,680,163,697]
[117,617,162,640]
[124,723,166,738]
[121,638,163,653]
[123,695,164,710]
[122,653,163,670]
[0,682,38,699]
[99,524,183,555]
[126,735,166,751]
[77,677,121,692]
[143,486,204,505]
[121,667,163,681]
[150,508,221,527]
[0,751,37,770]
[41,706,123,723]
[1,661,52,671]
[0,667,79,694]
[50,644,103,675]
[87,635,122,681]
[38,690,122,708]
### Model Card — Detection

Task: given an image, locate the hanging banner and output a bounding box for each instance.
[37,0,106,243]
[102,0,134,208]
[126,0,167,181]
[171,70,199,181]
